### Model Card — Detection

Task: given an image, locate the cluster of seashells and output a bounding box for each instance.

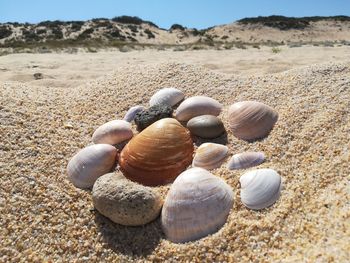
[67,87,281,244]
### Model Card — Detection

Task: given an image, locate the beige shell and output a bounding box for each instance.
[192,143,228,170]
[161,167,234,243]
[175,96,223,122]
[67,144,118,189]
[227,152,265,170]
[92,120,133,145]
[228,101,278,141]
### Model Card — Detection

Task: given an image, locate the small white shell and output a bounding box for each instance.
[227,152,265,170]
[175,96,223,122]
[123,105,145,122]
[161,167,234,243]
[149,87,184,107]
[192,143,228,170]
[240,168,282,210]
[67,144,118,189]
[92,120,133,145]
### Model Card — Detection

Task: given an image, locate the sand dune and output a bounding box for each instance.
[0,49,349,262]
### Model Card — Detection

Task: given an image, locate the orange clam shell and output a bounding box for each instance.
[119,118,194,186]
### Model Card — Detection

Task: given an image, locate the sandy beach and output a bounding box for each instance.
[1,46,349,262]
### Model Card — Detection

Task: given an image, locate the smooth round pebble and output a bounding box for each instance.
[187,115,225,138]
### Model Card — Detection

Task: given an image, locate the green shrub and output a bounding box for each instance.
[144,29,155,39]
[170,24,185,31]
[112,16,158,28]
[271,47,281,53]
[0,26,12,39]
[252,44,260,49]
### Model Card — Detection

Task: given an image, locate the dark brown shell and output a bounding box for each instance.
[119,118,194,186]
[228,101,278,141]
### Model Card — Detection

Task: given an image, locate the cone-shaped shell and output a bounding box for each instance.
[192,143,228,170]
[161,167,234,243]
[67,144,118,189]
[123,105,145,122]
[227,152,265,170]
[119,118,194,186]
[240,168,282,210]
[92,120,133,145]
[228,101,278,141]
[187,115,225,139]
[176,96,223,122]
[149,87,184,107]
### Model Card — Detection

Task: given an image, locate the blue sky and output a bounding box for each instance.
[0,0,349,29]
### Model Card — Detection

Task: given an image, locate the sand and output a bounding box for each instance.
[0,47,349,262]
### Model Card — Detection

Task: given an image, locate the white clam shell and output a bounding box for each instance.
[227,152,265,170]
[123,105,145,122]
[149,87,184,107]
[92,120,133,145]
[161,167,234,243]
[240,168,282,210]
[192,143,228,170]
[175,96,223,122]
[67,144,118,189]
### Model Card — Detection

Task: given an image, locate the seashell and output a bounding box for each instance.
[192,143,228,170]
[187,115,225,139]
[240,168,282,210]
[228,101,278,141]
[92,120,133,145]
[92,172,163,226]
[176,96,223,122]
[161,167,234,243]
[67,144,118,189]
[134,104,173,131]
[149,87,184,107]
[119,118,194,186]
[227,152,265,170]
[123,105,145,122]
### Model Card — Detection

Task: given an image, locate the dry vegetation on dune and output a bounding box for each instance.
[1,62,349,262]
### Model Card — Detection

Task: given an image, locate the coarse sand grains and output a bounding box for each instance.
[1,62,349,262]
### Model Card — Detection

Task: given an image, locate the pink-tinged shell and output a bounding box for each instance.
[67,144,118,189]
[175,96,223,122]
[161,167,234,243]
[192,143,228,170]
[227,152,265,170]
[149,88,184,107]
[92,120,133,145]
[228,101,278,141]
[123,105,145,122]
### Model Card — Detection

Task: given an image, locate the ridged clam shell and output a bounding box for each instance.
[240,168,282,210]
[228,101,278,141]
[119,118,194,186]
[149,87,184,107]
[67,144,118,189]
[187,115,225,139]
[92,120,133,145]
[192,143,228,170]
[123,105,145,122]
[175,96,223,122]
[227,152,265,170]
[161,167,234,243]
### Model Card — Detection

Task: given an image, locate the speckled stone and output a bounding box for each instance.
[134,104,173,131]
[92,172,163,226]
[187,115,225,139]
